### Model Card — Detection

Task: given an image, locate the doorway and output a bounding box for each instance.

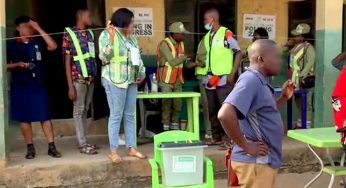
[28,0,107,119]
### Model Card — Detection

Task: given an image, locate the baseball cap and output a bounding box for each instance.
[168,22,190,34]
[291,23,310,36]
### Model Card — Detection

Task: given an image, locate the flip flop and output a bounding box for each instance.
[128,151,147,159]
[108,154,123,164]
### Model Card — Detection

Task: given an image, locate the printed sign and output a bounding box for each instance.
[172,156,196,173]
[113,7,153,36]
[243,14,276,40]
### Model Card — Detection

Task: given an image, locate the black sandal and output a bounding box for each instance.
[25,144,36,159]
[80,146,98,155]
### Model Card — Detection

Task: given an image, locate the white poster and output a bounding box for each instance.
[113,7,153,36]
[243,14,276,40]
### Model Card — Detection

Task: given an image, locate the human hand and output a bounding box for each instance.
[227,74,236,86]
[281,80,294,100]
[68,86,77,101]
[134,76,145,84]
[29,20,41,31]
[18,62,29,69]
[107,21,115,40]
[244,141,269,157]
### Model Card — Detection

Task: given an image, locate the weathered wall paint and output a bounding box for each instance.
[0,0,9,165]
[237,0,289,49]
[314,0,343,127]
[105,0,165,55]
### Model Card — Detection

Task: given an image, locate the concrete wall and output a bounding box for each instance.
[237,0,289,49]
[105,0,165,55]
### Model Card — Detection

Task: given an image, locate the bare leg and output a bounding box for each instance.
[40,120,54,143]
[20,122,33,144]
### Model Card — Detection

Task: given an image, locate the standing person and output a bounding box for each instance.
[218,40,294,188]
[99,8,147,164]
[157,22,189,131]
[241,27,269,73]
[62,8,98,155]
[7,16,61,159]
[331,51,346,188]
[290,23,316,128]
[196,8,242,149]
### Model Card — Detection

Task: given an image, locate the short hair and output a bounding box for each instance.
[254,27,269,38]
[75,8,89,20]
[15,16,31,26]
[111,8,134,28]
[205,8,220,19]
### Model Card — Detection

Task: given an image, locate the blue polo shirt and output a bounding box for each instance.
[224,68,284,169]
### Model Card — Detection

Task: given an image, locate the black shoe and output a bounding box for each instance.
[48,142,62,158]
[25,144,36,159]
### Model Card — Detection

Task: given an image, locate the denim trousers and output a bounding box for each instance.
[102,78,137,150]
[73,82,94,146]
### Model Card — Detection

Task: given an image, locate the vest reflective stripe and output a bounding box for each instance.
[110,32,129,83]
[196,26,234,76]
[65,27,94,78]
[290,43,307,87]
[157,38,184,84]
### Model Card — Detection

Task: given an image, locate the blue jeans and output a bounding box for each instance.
[102,78,137,150]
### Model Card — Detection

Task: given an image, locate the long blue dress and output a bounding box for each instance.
[7,38,50,122]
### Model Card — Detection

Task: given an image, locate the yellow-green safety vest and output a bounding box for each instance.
[65,27,95,78]
[196,26,234,76]
[109,32,138,84]
[290,42,308,87]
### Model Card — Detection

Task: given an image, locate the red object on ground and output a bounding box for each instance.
[226,149,239,187]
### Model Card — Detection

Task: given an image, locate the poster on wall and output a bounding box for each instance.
[243,14,276,40]
[112,7,153,37]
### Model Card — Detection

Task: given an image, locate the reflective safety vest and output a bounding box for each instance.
[196,26,234,76]
[289,42,310,87]
[109,32,137,84]
[157,38,184,84]
[65,27,95,78]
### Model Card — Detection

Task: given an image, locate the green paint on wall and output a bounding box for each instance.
[314,29,342,127]
[0,26,9,161]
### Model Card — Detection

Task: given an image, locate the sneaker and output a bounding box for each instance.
[25,144,36,159]
[170,123,179,130]
[163,124,170,131]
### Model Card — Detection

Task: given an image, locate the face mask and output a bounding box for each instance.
[204,21,213,31]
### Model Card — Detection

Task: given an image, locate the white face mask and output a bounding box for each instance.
[204,20,213,31]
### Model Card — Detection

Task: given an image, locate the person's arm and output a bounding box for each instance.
[226,32,242,85]
[29,20,57,51]
[98,30,114,64]
[160,42,187,67]
[218,76,268,157]
[185,40,206,69]
[62,33,76,101]
[300,45,315,78]
[7,62,29,71]
[332,51,346,70]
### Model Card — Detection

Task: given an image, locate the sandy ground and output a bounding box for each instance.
[215,172,344,188]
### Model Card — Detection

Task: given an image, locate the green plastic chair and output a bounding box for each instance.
[148,130,214,188]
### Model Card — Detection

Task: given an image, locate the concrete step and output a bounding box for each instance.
[0,136,343,188]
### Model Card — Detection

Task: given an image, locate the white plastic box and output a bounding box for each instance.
[159,142,207,187]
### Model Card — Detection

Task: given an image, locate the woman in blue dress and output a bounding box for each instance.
[7,16,61,159]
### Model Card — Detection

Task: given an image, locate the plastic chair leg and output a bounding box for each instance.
[149,159,160,188]
[204,157,214,188]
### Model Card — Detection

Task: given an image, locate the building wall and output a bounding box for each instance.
[105,0,165,55]
[237,0,289,49]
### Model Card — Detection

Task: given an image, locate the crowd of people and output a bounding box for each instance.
[6,6,325,187]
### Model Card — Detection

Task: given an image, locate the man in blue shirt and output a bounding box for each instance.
[218,39,294,187]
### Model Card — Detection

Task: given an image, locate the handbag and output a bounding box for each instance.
[226,148,239,187]
[301,75,315,89]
